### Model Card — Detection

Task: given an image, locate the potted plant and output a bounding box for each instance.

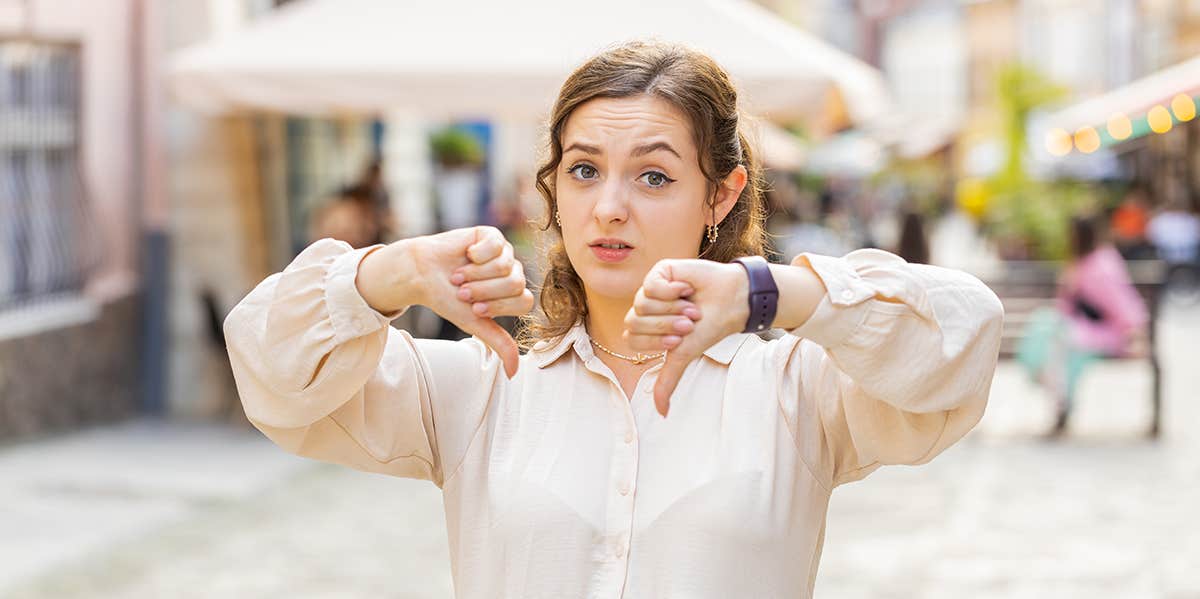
[429,126,485,231]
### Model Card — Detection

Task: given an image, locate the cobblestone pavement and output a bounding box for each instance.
[4,306,1200,599]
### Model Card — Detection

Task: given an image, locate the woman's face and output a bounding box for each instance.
[555,95,745,302]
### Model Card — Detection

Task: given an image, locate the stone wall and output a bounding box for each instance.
[0,295,141,441]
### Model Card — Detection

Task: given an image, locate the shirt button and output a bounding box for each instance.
[840,289,854,301]
[614,542,626,558]
[619,483,631,496]
[624,431,635,444]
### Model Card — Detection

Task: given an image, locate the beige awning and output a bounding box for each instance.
[1046,54,1200,133]
[168,0,890,127]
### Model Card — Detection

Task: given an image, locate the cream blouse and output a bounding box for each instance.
[225,238,1004,599]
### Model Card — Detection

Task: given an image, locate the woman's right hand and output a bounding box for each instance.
[356,226,534,377]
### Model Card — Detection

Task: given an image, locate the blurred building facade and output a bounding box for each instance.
[0,0,145,439]
[0,0,374,439]
[763,0,1200,204]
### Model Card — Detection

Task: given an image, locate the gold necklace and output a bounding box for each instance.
[589,338,666,365]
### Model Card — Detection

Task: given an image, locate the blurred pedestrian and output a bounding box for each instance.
[1142,194,1200,290]
[1018,215,1148,435]
[310,159,399,249]
[308,185,384,249]
[1111,186,1153,259]
[896,211,929,264]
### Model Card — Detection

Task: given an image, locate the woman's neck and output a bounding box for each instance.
[584,291,638,357]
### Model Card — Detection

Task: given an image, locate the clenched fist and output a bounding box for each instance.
[624,259,750,416]
[357,226,534,378]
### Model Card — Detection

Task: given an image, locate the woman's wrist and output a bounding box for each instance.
[356,239,427,315]
[767,262,827,330]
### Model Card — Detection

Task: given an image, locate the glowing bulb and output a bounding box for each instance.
[1107,113,1132,140]
[1149,105,1173,133]
[1171,94,1196,121]
[1074,127,1101,153]
[1045,128,1073,156]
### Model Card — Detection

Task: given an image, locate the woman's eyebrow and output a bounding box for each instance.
[563,142,601,155]
[630,141,681,160]
[562,141,681,160]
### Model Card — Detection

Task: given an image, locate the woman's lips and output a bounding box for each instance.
[590,245,633,263]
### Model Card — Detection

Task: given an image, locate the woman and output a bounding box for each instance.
[1018,216,1147,434]
[225,41,1003,598]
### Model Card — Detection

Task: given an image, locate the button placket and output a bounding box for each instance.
[603,383,639,595]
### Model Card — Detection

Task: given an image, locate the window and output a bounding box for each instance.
[0,40,96,310]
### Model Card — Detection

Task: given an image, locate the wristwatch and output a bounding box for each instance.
[731,256,779,333]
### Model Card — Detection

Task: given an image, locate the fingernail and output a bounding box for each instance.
[683,307,701,320]
[673,318,693,333]
[450,273,465,285]
[458,287,472,301]
[473,302,488,316]
[663,335,681,347]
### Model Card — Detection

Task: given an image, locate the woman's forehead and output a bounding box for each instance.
[562,96,695,157]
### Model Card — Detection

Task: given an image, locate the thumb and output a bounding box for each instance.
[468,318,520,379]
[653,351,692,417]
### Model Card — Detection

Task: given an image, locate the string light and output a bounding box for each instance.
[1045,128,1073,156]
[1074,126,1100,153]
[1148,105,1173,133]
[1171,93,1196,121]
[1107,113,1132,140]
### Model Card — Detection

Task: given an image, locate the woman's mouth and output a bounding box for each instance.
[589,239,634,263]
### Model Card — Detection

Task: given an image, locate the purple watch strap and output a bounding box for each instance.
[732,256,779,333]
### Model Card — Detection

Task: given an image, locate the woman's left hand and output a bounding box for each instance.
[624,259,749,416]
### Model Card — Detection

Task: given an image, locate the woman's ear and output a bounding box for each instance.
[710,165,748,225]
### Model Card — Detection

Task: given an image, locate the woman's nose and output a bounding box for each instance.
[592,179,629,224]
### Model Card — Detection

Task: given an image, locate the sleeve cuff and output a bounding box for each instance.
[786,252,876,348]
[324,244,407,344]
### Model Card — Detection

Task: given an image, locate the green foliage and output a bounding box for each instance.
[985,181,1099,260]
[429,127,484,167]
[985,63,1078,259]
[994,63,1068,188]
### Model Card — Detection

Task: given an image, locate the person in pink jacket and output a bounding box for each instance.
[1020,216,1148,434]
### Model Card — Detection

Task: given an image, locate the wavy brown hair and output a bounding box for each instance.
[519,40,769,349]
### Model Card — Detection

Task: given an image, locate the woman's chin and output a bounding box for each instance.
[578,267,643,301]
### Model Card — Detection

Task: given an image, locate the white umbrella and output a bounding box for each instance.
[169,0,889,126]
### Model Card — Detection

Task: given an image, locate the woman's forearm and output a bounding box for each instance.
[769,261,828,331]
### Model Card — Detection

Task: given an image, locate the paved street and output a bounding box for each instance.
[3,305,1199,599]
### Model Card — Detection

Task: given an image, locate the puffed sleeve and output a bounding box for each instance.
[223,238,503,487]
[774,249,1004,488]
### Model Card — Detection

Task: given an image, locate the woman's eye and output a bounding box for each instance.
[568,164,598,180]
[640,171,674,188]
